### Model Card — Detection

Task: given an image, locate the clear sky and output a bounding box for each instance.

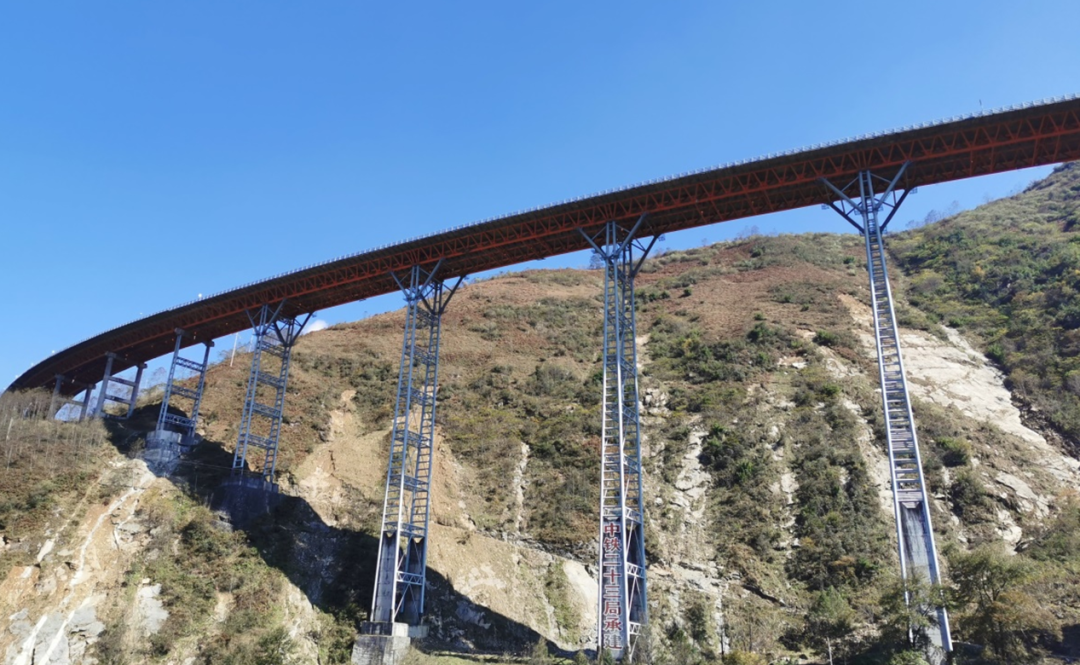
[3,1,1079,389]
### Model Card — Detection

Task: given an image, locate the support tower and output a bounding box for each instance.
[156,329,214,445]
[231,303,311,487]
[49,375,95,421]
[823,165,952,656]
[93,353,146,420]
[371,263,461,627]
[581,217,657,661]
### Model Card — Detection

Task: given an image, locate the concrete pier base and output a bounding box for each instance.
[352,623,427,665]
[211,476,282,529]
[144,431,183,475]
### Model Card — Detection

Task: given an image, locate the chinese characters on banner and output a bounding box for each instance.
[601,520,623,651]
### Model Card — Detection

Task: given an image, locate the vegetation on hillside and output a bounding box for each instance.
[890,162,1080,447]
[7,165,1080,663]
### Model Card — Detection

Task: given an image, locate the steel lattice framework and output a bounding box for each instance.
[825,166,951,657]
[11,96,1080,396]
[371,264,461,625]
[582,218,656,660]
[231,303,311,485]
[156,329,213,442]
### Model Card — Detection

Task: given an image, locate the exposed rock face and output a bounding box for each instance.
[2,460,157,665]
[5,231,1080,663]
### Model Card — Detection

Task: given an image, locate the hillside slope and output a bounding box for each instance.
[3,166,1080,664]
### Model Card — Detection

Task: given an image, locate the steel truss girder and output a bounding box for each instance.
[581,217,657,661]
[23,100,1080,395]
[231,302,312,485]
[822,166,952,656]
[371,261,462,626]
[156,328,214,441]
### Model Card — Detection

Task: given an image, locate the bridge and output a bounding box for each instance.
[10,95,1080,662]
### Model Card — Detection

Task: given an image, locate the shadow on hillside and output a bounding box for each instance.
[103,405,567,659]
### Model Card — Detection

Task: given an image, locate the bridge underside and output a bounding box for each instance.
[15,96,1080,395]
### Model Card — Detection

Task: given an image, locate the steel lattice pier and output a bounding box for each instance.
[156,328,213,443]
[824,165,952,657]
[581,218,657,661]
[231,303,311,485]
[371,263,462,626]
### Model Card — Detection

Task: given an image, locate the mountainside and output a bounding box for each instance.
[4,165,1080,665]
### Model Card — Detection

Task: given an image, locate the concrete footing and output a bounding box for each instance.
[144,431,182,475]
[352,623,427,665]
[144,430,201,476]
[211,476,282,529]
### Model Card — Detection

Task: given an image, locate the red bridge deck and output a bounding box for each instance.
[14,95,1080,395]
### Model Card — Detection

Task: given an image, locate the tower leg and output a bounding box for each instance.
[125,363,146,419]
[581,217,657,662]
[50,375,64,418]
[823,165,952,657]
[231,303,311,487]
[78,385,94,422]
[370,262,461,627]
[93,354,116,418]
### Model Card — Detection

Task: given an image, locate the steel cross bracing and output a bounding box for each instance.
[231,303,312,486]
[371,263,462,626]
[156,329,213,443]
[824,165,952,655]
[581,217,657,661]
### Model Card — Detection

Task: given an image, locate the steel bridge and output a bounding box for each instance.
[11,95,1080,661]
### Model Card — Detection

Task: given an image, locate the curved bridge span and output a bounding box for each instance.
[13,95,1080,395]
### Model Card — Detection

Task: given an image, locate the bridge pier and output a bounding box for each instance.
[580,217,657,662]
[823,164,951,660]
[49,375,94,421]
[230,303,311,488]
[92,353,146,420]
[366,262,461,639]
[148,329,213,472]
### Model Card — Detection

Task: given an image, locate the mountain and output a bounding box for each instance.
[4,165,1080,665]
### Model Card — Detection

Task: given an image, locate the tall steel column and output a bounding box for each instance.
[823,164,952,656]
[156,329,214,443]
[581,217,657,661]
[371,262,462,626]
[92,353,146,419]
[231,303,311,486]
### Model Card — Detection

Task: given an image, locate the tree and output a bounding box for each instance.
[527,637,553,665]
[805,587,854,665]
[877,577,936,654]
[949,545,1060,664]
[884,652,928,665]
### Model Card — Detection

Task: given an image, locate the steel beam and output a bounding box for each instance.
[231,303,311,486]
[823,166,952,658]
[370,262,462,626]
[580,217,657,661]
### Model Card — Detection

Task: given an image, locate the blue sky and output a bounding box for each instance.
[2,1,1079,389]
